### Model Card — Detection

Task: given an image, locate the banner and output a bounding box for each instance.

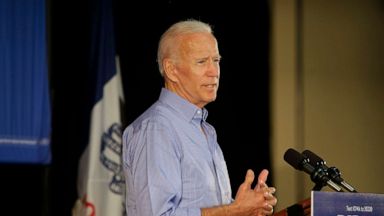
[72,0,126,215]
[312,191,384,216]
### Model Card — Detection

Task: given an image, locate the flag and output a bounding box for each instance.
[72,0,126,215]
[0,0,51,164]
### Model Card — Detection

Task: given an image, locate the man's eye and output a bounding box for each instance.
[197,60,206,64]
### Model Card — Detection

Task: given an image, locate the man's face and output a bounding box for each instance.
[169,32,221,108]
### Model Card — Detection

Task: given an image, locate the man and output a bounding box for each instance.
[122,19,277,216]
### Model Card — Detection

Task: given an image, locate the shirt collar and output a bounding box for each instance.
[158,88,208,122]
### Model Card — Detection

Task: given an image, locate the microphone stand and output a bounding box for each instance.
[310,167,343,192]
[327,167,358,192]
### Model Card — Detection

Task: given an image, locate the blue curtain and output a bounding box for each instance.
[0,0,51,164]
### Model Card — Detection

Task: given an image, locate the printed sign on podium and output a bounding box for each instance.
[311,191,384,216]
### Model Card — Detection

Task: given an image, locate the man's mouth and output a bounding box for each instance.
[204,84,217,89]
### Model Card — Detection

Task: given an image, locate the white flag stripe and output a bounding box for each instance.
[73,60,125,216]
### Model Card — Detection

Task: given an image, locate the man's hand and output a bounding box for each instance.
[231,169,277,216]
[202,169,277,216]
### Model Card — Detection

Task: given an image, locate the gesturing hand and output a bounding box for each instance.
[232,169,277,216]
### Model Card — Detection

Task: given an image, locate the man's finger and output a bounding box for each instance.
[244,169,255,188]
[258,169,269,184]
[255,169,269,190]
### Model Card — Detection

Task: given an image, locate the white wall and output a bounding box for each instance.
[271,0,384,211]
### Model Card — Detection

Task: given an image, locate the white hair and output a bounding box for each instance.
[157,19,213,76]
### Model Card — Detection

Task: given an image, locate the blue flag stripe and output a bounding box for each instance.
[90,0,117,104]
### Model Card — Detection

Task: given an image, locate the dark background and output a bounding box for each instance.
[0,0,271,215]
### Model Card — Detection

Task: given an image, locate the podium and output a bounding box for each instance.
[274,191,384,216]
[273,197,311,216]
[311,191,384,215]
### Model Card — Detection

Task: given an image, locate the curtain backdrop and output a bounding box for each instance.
[0,0,51,164]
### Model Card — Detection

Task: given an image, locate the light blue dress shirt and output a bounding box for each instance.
[123,88,232,216]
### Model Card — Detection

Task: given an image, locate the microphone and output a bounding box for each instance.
[302,149,357,193]
[284,148,343,192]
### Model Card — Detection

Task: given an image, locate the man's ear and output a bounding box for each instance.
[163,58,178,82]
